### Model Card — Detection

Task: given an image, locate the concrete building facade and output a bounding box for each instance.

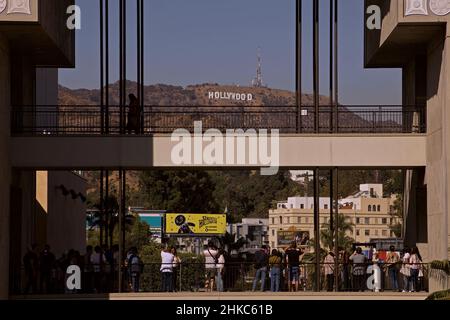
[365,0,450,275]
[0,0,75,298]
[269,184,400,249]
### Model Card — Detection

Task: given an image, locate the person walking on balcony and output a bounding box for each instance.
[324,251,335,292]
[252,246,269,292]
[350,247,367,292]
[286,242,302,292]
[160,246,174,292]
[386,245,400,291]
[127,93,141,134]
[269,249,282,292]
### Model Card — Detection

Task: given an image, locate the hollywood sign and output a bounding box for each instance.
[208,91,253,102]
[405,0,450,16]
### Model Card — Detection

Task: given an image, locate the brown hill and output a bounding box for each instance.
[58,81,400,136]
[58,81,330,106]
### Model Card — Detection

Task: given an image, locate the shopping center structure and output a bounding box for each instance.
[0,0,450,298]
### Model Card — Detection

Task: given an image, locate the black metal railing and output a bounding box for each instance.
[11,262,430,295]
[11,105,426,136]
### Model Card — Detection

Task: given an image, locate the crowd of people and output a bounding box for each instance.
[194,242,427,293]
[20,241,426,294]
[21,244,144,294]
[22,244,89,294]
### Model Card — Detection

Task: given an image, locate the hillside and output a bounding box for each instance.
[58,81,331,106]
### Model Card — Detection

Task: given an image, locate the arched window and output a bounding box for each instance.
[368,205,372,212]
[372,205,376,212]
[377,205,381,212]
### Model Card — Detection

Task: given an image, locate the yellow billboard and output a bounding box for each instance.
[164,214,227,235]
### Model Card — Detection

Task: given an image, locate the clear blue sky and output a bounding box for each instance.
[59,0,402,105]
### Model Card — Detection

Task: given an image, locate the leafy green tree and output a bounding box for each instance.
[390,194,403,238]
[210,170,299,222]
[126,217,152,250]
[139,170,219,213]
[88,195,136,247]
[138,170,299,223]
[301,170,403,198]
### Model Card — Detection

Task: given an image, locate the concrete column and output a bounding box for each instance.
[426,32,450,292]
[0,32,11,299]
[35,68,58,130]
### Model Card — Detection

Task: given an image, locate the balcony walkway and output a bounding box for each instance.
[11,133,427,170]
[10,105,427,169]
[12,105,426,135]
[12,292,429,301]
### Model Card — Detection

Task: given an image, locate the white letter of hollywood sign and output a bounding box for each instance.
[0,0,31,15]
[406,0,450,16]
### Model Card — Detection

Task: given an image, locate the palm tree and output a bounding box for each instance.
[390,194,403,238]
[90,195,135,247]
[217,232,248,253]
[320,213,354,252]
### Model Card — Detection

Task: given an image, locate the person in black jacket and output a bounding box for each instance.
[23,244,39,294]
[252,246,269,292]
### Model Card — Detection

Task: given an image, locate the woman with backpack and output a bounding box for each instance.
[127,247,143,293]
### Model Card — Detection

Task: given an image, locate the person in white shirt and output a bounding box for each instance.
[215,249,226,292]
[400,247,411,292]
[323,252,335,292]
[203,242,218,291]
[371,251,382,292]
[160,247,174,292]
